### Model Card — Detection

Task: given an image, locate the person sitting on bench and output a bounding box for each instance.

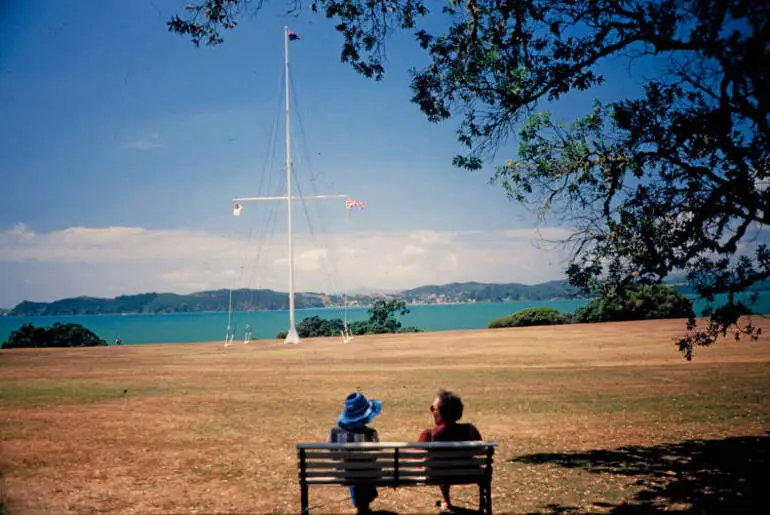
[419,389,482,512]
[328,391,383,514]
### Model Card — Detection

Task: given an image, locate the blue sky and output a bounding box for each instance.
[0,1,658,307]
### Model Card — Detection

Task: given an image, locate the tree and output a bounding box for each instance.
[276,315,345,338]
[366,298,411,333]
[2,323,108,349]
[169,0,769,359]
[573,284,694,324]
[276,298,418,338]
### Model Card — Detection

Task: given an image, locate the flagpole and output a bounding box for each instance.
[232,28,360,346]
[284,26,300,344]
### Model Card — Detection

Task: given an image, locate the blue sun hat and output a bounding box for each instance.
[337,392,382,427]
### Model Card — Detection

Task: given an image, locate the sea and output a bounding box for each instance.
[2,292,769,345]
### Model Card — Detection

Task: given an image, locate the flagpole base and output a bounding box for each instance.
[284,325,301,345]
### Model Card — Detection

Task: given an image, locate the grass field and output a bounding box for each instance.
[1,318,768,514]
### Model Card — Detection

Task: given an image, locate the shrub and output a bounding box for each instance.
[574,284,694,323]
[2,323,107,349]
[488,307,570,328]
[276,298,421,338]
[488,314,515,328]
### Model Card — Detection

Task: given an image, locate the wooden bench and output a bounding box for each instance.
[296,441,497,514]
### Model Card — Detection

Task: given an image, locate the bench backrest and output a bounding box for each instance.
[297,441,497,487]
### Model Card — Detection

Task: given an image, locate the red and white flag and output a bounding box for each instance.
[345,198,365,210]
[233,203,243,216]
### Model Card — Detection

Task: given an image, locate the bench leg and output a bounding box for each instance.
[300,483,309,515]
[478,482,492,514]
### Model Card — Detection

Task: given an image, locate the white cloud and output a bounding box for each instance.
[8,222,34,241]
[402,244,426,256]
[295,248,329,272]
[501,227,574,241]
[0,224,236,263]
[128,133,164,150]
[0,224,571,304]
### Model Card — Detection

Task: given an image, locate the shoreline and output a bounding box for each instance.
[6,290,769,318]
[4,315,769,347]
[1,297,592,317]
[2,296,769,345]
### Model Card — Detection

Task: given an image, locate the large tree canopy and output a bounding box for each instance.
[169,0,769,359]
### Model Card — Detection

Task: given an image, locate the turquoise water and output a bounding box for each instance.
[1,293,768,345]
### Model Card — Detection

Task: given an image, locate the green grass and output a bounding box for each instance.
[0,320,768,514]
[0,380,162,406]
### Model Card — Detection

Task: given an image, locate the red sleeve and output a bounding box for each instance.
[418,428,431,442]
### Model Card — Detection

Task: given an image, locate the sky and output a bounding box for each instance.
[0,1,658,307]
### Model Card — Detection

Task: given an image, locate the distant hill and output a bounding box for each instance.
[667,278,770,296]
[8,289,364,316]
[9,277,769,316]
[400,280,581,303]
[8,280,580,316]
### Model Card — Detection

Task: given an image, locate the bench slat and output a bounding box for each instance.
[305,478,395,486]
[303,458,488,470]
[302,461,394,470]
[302,451,395,459]
[302,467,487,480]
[304,476,485,486]
[303,470,393,479]
[398,450,486,461]
[298,441,493,450]
[303,450,485,461]
[399,458,488,469]
[397,450,488,459]
[398,468,486,478]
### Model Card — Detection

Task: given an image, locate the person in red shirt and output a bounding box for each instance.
[418,389,482,512]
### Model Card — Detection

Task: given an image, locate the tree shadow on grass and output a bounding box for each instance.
[0,469,6,515]
[511,434,769,514]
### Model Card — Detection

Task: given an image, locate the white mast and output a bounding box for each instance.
[284,25,300,344]
[231,26,353,345]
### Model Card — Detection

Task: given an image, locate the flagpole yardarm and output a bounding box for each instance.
[230,27,359,346]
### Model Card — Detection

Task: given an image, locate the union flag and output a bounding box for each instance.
[345,199,365,210]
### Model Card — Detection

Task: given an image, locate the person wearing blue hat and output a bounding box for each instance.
[328,392,383,514]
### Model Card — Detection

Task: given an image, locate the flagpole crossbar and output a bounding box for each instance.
[233,194,349,202]
[229,27,364,347]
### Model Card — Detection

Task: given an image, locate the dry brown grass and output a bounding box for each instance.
[1,318,769,514]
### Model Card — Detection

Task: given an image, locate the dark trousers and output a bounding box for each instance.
[349,485,378,508]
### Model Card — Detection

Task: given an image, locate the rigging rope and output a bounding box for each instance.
[290,75,354,341]
[227,65,286,345]
[228,56,365,346]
